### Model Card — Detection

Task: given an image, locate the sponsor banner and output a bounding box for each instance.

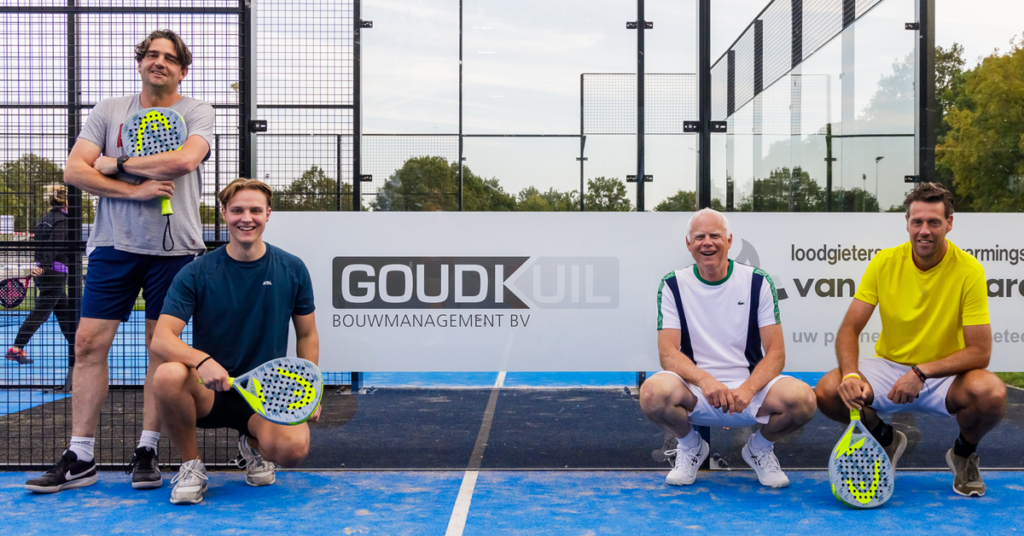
[266,213,1024,372]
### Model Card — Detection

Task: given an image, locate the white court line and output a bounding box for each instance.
[445,470,479,536]
[444,371,506,536]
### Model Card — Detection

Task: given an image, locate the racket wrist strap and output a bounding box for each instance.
[196,356,214,370]
[911,365,927,382]
[841,372,861,383]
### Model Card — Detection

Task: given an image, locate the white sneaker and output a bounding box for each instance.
[170,459,208,505]
[664,438,709,486]
[238,434,276,486]
[742,443,789,488]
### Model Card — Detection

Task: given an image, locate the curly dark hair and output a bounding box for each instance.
[903,182,954,218]
[134,30,192,70]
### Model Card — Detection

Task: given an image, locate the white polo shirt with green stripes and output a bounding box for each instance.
[657,260,781,384]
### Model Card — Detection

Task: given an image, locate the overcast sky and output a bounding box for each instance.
[359,0,1022,210]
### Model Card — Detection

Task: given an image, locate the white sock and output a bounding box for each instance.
[68,436,95,462]
[137,430,160,453]
[677,428,701,450]
[748,429,774,452]
[240,434,258,455]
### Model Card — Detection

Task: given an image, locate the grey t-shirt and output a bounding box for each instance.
[79,94,214,255]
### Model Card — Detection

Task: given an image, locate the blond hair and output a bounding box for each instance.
[217,177,272,208]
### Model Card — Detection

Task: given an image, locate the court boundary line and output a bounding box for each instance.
[444,372,504,536]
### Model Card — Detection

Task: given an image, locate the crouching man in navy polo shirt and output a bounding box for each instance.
[639,208,817,489]
[149,177,320,505]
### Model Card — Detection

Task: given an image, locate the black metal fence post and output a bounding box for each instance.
[917,0,936,182]
[239,0,257,179]
[65,0,81,376]
[697,0,711,209]
[353,0,364,210]
[635,0,647,212]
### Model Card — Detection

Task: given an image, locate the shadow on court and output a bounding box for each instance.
[4,386,1024,470]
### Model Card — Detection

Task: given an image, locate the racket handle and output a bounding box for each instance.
[850,408,861,421]
[160,196,173,216]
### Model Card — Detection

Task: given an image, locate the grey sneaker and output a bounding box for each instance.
[742,443,789,489]
[664,439,708,486]
[946,448,985,497]
[170,459,207,505]
[884,430,908,469]
[238,434,276,486]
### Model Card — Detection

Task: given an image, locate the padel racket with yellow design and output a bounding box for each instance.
[120,107,187,217]
[208,357,323,425]
[828,409,894,508]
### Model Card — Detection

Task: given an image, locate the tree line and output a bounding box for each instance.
[1,37,1019,228]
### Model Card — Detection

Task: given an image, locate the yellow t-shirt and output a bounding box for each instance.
[853,239,989,365]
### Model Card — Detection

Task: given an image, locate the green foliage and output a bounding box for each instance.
[938,35,1024,212]
[370,156,515,212]
[465,176,517,212]
[515,186,578,211]
[0,153,95,232]
[860,52,915,128]
[653,190,696,212]
[737,167,879,212]
[0,154,62,231]
[584,176,633,212]
[274,165,354,212]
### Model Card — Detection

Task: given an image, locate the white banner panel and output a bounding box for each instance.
[266,213,1024,372]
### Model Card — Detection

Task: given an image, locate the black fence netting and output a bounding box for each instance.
[0,0,354,469]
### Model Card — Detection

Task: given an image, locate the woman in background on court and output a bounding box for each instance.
[6,185,76,365]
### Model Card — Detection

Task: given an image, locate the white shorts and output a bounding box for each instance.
[653,371,789,428]
[858,357,955,417]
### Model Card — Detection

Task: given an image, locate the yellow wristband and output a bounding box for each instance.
[841,373,861,382]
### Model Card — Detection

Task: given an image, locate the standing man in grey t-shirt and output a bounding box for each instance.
[26,30,214,494]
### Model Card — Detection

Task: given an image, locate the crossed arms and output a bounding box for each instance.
[63,135,209,200]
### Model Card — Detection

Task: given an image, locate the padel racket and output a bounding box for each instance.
[828,408,894,508]
[203,357,323,425]
[0,276,31,308]
[120,107,187,217]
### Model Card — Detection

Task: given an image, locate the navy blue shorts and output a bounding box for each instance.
[82,247,195,322]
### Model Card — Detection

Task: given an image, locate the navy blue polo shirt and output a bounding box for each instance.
[161,243,315,376]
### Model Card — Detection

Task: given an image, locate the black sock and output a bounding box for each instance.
[870,420,894,448]
[954,432,977,458]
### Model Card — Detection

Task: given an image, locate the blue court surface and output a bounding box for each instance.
[2,470,1022,535]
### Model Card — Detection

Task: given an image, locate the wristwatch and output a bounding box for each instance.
[117,155,130,173]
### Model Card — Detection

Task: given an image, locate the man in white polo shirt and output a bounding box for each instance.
[639,208,816,488]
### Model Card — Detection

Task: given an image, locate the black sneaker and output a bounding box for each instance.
[25,451,97,493]
[126,447,162,489]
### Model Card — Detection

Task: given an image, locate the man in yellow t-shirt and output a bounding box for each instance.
[815,183,1006,498]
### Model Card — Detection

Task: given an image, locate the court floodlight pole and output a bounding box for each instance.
[696,0,711,209]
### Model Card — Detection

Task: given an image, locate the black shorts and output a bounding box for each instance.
[196,390,256,436]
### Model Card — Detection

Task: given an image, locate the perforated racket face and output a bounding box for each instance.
[828,419,894,508]
[0,278,27,308]
[237,357,323,425]
[120,107,187,157]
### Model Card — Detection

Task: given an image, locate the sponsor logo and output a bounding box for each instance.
[263,281,273,286]
[65,469,91,480]
[333,256,619,310]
